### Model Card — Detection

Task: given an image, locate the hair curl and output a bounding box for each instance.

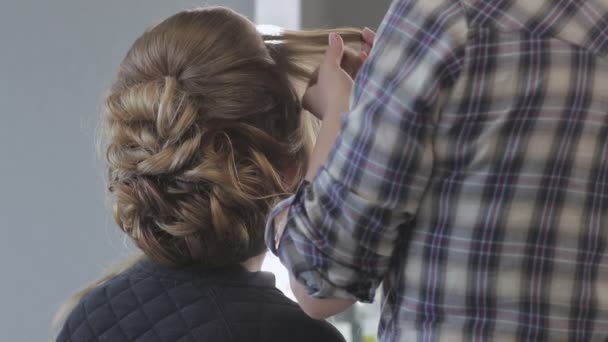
[103,7,362,268]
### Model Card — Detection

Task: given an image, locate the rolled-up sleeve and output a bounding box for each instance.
[266,0,468,302]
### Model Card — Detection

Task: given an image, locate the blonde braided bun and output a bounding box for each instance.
[102,7,363,268]
[104,8,309,268]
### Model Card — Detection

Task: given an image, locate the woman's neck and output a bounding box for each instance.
[240,252,266,272]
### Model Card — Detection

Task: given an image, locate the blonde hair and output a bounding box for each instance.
[53,6,362,334]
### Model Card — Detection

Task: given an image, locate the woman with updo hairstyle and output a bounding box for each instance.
[53,6,372,342]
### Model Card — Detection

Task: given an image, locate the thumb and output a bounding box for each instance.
[302,84,323,119]
[324,33,345,67]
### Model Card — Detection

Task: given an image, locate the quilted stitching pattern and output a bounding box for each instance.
[59,267,225,342]
[57,261,345,342]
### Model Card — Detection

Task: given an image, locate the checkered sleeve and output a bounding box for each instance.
[266,0,469,302]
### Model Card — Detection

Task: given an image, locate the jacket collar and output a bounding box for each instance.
[136,257,277,288]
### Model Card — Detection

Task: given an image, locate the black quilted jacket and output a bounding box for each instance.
[57,258,346,342]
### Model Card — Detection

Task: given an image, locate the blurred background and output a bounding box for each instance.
[0,1,391,341]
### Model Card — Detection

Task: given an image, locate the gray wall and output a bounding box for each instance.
[301,0,392,29]
[0,1,253,341]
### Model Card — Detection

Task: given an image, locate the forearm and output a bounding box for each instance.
[269,165,399,304]
[305,108,345,181]
[294,107,357,319]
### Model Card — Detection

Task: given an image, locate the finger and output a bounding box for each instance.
[340,48,368,79]
[359,51,368,64]
[356,51,368,71]
[362,27,376,45]
[362,27,376,55]
[363,42,373,56]
[302,84,323,119]
[324,33,345,67]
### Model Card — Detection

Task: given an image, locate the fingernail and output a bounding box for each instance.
[329,33,337,46]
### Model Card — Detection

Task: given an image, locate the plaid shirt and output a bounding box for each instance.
[266,0,608,340]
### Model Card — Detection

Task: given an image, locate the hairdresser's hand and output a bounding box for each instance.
[341,27,375,79]
[303,29,375,120]
[303,33,354,120]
